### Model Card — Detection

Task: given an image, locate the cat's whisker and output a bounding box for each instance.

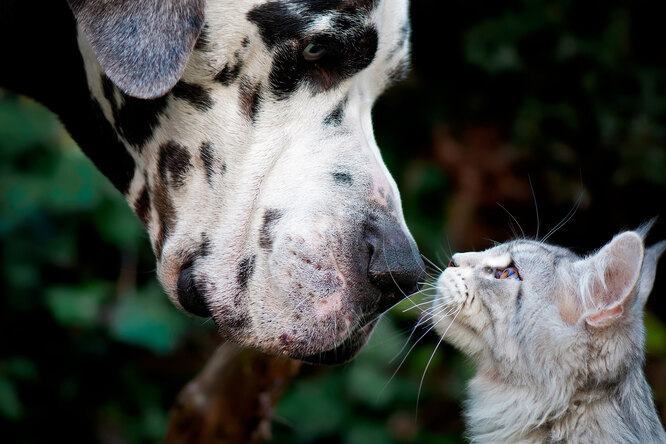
[541,190,583,242]
[483,237,501,247]
[435,250,449,271]
[386,307,451,381]
[402,299,435,313]
[421,254,444,273]
[417,303,461,333]
[497,202,526,239]
[426,304,461,324]
[528,174,541,241]
[415,305,463,417]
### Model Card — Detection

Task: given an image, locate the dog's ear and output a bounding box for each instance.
[68,0,206,99]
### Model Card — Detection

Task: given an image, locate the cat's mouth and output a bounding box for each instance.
[298,319,377,365]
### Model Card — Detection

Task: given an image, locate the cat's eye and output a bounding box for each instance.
[494,267,520,280]
[303,43,327,61]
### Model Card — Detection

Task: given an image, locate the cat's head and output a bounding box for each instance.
[433,223,665,387]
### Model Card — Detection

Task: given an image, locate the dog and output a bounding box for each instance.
[1,0,424,364]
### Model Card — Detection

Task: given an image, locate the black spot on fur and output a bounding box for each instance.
[194,24,210,50]
[389,23,410,57]
[332,171,353,186]
[114,87,168,150]
[237,255,256,291]
[238,77,262,122]
[324,98,346,126]
[199,232,211,257]
[152,179,175,260]
[214,65,232,86]
[172,81,213,111]
[259,209,283,251]
[101,74,118,111]
[217,305,250,333]
[388,56,411,82]
[200,141,225,183]
[158,141,192,188]
[214,51,245,86]
[133,185,152,227]
[247,3,378,99]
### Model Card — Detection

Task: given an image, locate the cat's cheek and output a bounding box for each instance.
[437,319,485,357]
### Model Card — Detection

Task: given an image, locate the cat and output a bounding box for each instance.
[431,223,666,443]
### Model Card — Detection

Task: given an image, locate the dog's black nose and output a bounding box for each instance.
[365,217,425,312]
[177,263,212,317]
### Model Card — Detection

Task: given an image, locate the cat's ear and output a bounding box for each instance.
[636,240,666,308]
[576,232,644,328]
[630,217,665,308]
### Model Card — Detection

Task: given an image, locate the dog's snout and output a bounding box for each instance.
[365,218,425,311]
[177,263,212,318]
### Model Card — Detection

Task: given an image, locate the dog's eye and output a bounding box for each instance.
[494,267,521,280]
[303,43,327,61]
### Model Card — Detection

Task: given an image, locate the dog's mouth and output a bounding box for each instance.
[297,318,378,365]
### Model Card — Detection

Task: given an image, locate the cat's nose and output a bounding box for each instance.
[448,258,458,267]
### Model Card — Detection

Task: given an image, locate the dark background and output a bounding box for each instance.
[1,0,665,442]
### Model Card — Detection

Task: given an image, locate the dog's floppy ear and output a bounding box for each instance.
[68,0,206,99]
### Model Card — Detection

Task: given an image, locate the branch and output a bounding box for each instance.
[164,342,302,443]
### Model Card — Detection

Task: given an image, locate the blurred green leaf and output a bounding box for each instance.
[4,357,38,381]
[93,198,145,250]
[109,282,190,354]
[345,420,395,444]
[45,282,112,328]
[0,95,62,155]
[0,375,23,421]
[46,152,104,211]
[276,374,348,438]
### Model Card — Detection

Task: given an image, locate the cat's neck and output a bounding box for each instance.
[465,365,666,443]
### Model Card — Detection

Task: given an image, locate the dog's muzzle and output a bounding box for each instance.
[175,211,424,364]
[295,213,425,365]
[365,216,424,309]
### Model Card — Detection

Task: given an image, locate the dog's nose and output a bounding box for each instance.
[177,263,212,317]
[365,218,425,312]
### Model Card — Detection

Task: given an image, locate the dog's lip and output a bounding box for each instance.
[297,319,378,365]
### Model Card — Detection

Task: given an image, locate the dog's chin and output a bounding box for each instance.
[297,319,377,365]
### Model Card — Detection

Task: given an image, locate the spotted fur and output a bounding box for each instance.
[2,0,424,363]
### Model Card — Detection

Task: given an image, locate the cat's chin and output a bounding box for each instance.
[298,320,377,365]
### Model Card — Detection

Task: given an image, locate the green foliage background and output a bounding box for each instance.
[2,0,666,442]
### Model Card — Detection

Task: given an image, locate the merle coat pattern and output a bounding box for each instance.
[1,0,424,363]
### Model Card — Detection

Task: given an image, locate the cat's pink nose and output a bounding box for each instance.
[448,259,458,268]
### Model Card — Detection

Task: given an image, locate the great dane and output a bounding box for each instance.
[1,0,424,364]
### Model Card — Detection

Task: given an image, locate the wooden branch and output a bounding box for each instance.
[164,343,302,444]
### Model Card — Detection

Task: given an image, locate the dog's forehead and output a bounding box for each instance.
[202,0,410,77]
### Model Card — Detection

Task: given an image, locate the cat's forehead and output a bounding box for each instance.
[476,240,577,265]
[453,240,577,268]
[505,240,576,261]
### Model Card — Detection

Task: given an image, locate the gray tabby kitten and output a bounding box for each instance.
[432,224,666,443]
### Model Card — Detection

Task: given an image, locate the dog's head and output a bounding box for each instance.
[72,0,422,363]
